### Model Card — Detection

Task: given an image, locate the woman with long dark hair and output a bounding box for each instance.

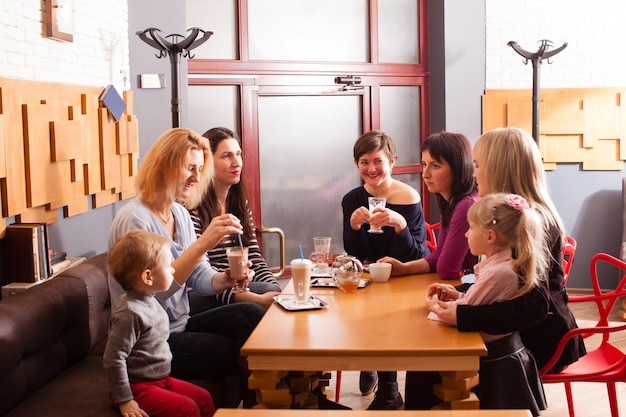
[379,131,479,279]
[188,127,281,310]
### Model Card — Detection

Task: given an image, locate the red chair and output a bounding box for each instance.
[335,371,342,402]
[425,222,440,252]
[562,236,577,286]
[540,252,626,417]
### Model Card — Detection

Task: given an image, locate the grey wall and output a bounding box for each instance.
[547,167,624,288]
[441,0,485,141]
[426,0,485,224]
[128,0,189,158]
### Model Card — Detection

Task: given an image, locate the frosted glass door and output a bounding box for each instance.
[257,95,362,267]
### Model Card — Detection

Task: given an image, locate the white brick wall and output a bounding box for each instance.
[2,1,623,92]
[486,0,626,89]
[0,0,129,91]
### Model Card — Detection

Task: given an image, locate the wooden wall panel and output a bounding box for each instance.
[83,93,104,194]
[93,188,119,208]
[483,87,626,171]
[0,113,5,236]
[23,102,59,208]
[0,78,139,234]
[16,206,57,224]
[98,108,122,194]
[0,114,6,178]
[0,79,29,217]
[51,119,84,161]
[543,135,584,163]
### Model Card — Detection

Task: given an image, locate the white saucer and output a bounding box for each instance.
[273,295,328,311]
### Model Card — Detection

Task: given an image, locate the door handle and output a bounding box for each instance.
[256,226,286,278]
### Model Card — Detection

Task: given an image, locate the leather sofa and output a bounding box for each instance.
[0,253,241,417]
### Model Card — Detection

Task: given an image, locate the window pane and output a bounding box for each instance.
[258,95,362,267]
[394,173,422,198]
[378,0,419,63]
[248,0,369,62]
[379,86,421,165]
[186,0,238,59]
[187,85,240,135]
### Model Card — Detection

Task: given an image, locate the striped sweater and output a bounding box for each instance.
[189,208,279,305]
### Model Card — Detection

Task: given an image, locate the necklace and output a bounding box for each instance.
[144,200,172,224]
[154,209,172,224]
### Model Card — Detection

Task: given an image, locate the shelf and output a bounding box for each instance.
[1,257,87,299]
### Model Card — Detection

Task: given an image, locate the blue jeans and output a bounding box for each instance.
[168,302,265,380]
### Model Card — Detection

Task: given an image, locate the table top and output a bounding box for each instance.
[214,409,532,417]
[241,272,486,371]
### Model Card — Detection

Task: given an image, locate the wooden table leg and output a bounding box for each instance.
[432,370,480,410]
[248,370,333,409]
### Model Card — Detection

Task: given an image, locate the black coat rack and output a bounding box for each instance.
[507,39,568,142]
[136,27,213,128]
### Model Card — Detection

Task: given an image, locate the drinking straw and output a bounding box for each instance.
[237,234,244,252]
[299,244,305,261]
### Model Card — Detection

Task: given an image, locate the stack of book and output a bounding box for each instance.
[3,222,51,283]
[50,250,68,274]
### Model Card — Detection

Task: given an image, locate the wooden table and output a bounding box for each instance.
[215,410,532,417]
[241,273,487,409]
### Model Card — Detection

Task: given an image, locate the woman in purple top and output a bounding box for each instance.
[379,131,478,280]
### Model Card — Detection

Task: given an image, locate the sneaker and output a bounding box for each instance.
[367,381,404,410]
[359,371,378,396]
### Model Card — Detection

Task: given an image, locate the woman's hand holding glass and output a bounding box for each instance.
[368,207,388,233]
[199,213,243,249]
[350,206,372,231]
[213,263,255,293]
[351,203,406,235]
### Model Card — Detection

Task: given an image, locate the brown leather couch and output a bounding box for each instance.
[0,253,241,417]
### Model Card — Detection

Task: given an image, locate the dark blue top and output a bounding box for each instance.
[341,186,429,263]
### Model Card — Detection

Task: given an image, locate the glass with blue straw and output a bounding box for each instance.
[292,244,312,304]
[226,234,248,292]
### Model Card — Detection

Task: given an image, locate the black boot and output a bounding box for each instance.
[404,371,442,410]
[312,385,352,410]
[367,381,404,410]
[359,371,378,395]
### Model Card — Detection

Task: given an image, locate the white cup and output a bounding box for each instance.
[291,259,313,304]
[369,262,392,282]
